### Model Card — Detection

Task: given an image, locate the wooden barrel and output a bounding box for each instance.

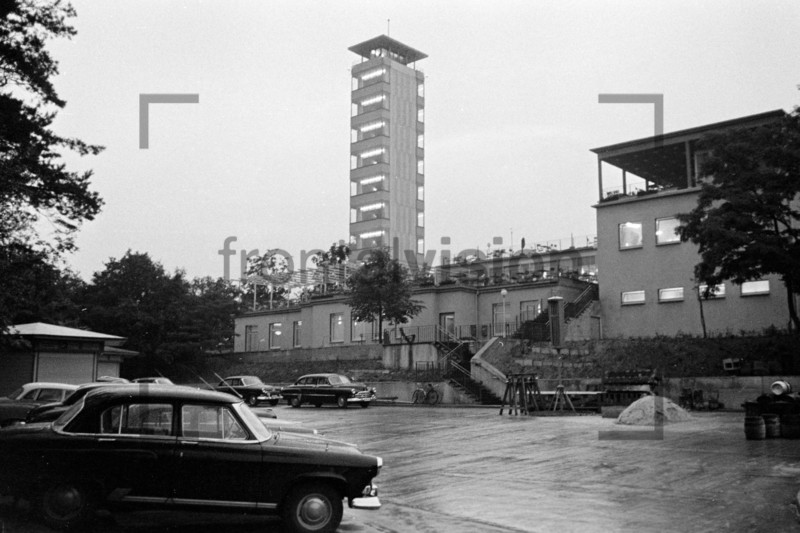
[780,413,800,439]
[762,413,780,438]
[744,416,766,440]
[743,401,761,417]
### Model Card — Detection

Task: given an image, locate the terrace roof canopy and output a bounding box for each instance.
[591,109,785,200]
[349,35,428,65]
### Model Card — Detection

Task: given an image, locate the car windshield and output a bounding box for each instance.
[53,397,86,430]
[7,387,23,400]
[241,377,263,386]
[233,402,272,441]
[63,387,95,406]
[328,375,352,385]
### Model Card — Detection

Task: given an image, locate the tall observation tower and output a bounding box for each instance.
[348,35,427,265]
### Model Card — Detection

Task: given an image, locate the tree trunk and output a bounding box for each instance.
[696,286,708,339]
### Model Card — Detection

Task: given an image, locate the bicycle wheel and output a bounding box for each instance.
[411,389,426,404]
[426,390,440,405]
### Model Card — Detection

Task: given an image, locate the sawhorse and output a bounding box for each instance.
[499,373,543,415]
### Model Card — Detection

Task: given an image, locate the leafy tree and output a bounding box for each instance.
[677,109,800,331]
[80,251,189,359]
[346,248,423,339]
[1,1,102,332]
[0,243,86,334]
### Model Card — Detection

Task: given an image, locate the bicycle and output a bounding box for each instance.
[411,383,440,405]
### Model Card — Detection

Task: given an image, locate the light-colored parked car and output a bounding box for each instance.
[0,382,78,427]
[132,377,175,385]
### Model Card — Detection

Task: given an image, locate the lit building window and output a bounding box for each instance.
[741,280,770,296]
[360,94,385,107]
[361,68,385,81]
[417,134,424,148]
[360,121,385,133]
[292,321,302,347]
[417,212,424,227]
[658,287,684,303]
[655,217,681,245]
[268,323,282,349]
[361,175,384,185]
[417,83,424,97]
[417,159,424,174]
[621,290,645,305]
[417,186,424,201]
[360,203,384,212]
[417,238,424,254]
[330,313,344,343]
[619,222,643,249]
[360,147,385,159]
[360,230,384,239]
[418,108,424,123]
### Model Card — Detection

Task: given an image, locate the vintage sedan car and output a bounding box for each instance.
[282,373,377,409]
[214,375,282,406]
[0,385,382,532]
[132,377,174,384]
[0,382,78,427]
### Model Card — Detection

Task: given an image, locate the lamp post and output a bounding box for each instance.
[500,289,508,337]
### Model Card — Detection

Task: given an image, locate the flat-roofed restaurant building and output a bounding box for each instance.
[349,35,426,266]
[0,322,132,395]
[592,110,796,338]
[234,245,599,367]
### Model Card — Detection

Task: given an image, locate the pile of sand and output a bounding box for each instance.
[617,395,692,426]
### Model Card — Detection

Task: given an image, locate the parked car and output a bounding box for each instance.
[25,382,129,424]
[0,382,78,427]
[281,373,377,409]
[0,385,382,532]
[214,375,282,406]
[96,376,130,383]
[132,377,174,384]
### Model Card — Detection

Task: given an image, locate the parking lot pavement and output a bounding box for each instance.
[3,406,800,532]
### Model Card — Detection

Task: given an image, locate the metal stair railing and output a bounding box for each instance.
[564,283,599,322]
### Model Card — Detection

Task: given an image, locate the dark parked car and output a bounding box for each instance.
[281,373,376,409]
[0,385,382,533]
[214,375,282,406]
[0,382,78,427]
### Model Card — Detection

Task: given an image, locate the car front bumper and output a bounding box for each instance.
[351,484,381,510]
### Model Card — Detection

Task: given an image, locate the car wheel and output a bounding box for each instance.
[283,483,342,533]
[39,480,96,530]
[336,396,348,409]
[247,395,258,407]
[291,397,302,408]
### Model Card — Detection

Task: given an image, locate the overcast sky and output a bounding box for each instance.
[48,1,800,281]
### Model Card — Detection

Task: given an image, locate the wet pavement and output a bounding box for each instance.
[2,405,800,532]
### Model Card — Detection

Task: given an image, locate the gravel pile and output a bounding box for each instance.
[617,395,692,426]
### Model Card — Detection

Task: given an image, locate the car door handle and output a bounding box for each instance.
[97,438,117,443]
[180,440,199,446]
